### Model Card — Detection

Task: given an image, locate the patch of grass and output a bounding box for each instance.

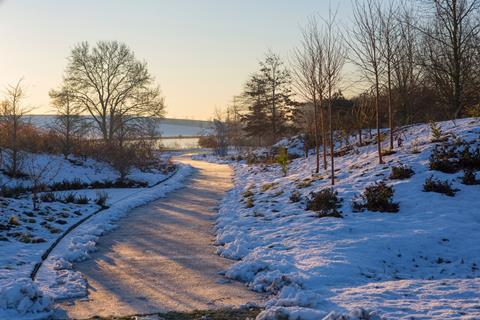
[40,192,57,203]
[74,195,89,205]
[63,193,76,203]
[86,307,262,320]
[389,165,414,180]
[306,188,343,218]
[423,176,457,196]
[352,181,399,213]
[95,191,109,207]
[260,182,276,192]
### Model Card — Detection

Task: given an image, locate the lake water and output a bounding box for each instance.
[27,115,211,149]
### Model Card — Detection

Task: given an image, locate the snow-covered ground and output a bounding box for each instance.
[213,118,480,319]
[0,152,193,319]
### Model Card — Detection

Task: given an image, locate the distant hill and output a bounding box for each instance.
[24,115,213,138]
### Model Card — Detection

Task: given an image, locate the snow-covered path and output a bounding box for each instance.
[54,155,262,319]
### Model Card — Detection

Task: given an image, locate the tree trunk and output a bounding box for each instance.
[329,87,334,186]
[375,71,383,164]
[313,90,320,174]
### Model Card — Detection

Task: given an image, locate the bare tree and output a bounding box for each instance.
[349,0,384,164]
[292,16,325,173]
[0,80,31,177]
[393,3,423,125]
[60,41,166,143]
[419,0,480,118]
[49,87,85,159]
[323,9,346,185]
[379,0,399,150]
[25,156,59,211]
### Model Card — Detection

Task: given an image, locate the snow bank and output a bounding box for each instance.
[0,279,51,320]
[215,118,480,319]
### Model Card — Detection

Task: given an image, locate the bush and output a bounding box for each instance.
[306,188,342,218]
[389,165,414,180]
[429,145,458,173]
[40,192,57,203]
[290,191,301,203]
[352,181,399,213]
[245,197,254,208]
[0,184,28,198]
[95,191,109,207]
[461,169,479,185]
[276,147,289,177]
[423,176,457,196]
[429,140,480,173]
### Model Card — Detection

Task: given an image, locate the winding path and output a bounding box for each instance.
[55,156,261,319]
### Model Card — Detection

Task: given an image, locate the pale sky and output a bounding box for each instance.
[0,0,354,120]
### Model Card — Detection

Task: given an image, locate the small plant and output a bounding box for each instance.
[423,176,457,196]
[352,181,399,213]
[95,191,109,207]
[40,192,57,203]
[306,188,343,218]
[8,216,21,226]
[389,165,414,180]
[245,197,254,208]
[290,190,301,203]
[430,121,445,142]
[63,193,76,203]
[74,195,89,204]
[276,147,289,177]
[461,169,479,185]
[411,138,421,154]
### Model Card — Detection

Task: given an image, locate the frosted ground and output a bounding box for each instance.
[203,118,480,319]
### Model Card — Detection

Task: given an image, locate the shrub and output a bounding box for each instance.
[423,176,457,196]
[0,184,28,198]
[276,147,289,177]
[40,192,57,203]
[74,195,89,204]
[290,191,301,203]
[389,165,414,180]
[306,188,342,218]
[352,181,399,213]
[95,191,109,207]
[461,169,479,185]
[429,145,458,173]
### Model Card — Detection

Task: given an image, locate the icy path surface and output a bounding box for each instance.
[55,155,262,319]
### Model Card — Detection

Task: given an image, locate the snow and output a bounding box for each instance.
[213,118,480,319]
[0,152,193,319]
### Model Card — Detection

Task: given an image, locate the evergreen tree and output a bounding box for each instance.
[240,52,295,145]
